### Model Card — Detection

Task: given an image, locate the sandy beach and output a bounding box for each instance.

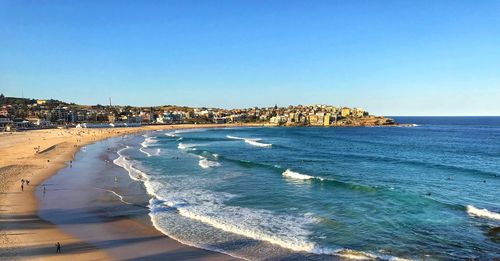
[0,124,248,260]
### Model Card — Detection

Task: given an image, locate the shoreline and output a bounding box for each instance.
[0,124,254,260]
[37,135,240,260]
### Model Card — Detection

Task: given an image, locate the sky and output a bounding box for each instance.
[0,0,499,116]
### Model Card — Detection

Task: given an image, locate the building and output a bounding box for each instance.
[352,108,366,117]
[308,114,319,125]
[340,107,351,117]
[0,109,8,117]
[108,114,116,123]
[26,117,51,126]
[156,113,173,124]
[324,113,331,126]
[0,117,13,131]
[316,112,325,126]
[269,115,287,125]
[51,107,69,122]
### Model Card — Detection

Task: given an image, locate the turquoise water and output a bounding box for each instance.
[114,117,500,260]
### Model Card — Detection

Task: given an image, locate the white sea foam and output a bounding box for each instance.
[467,205,500,220]
[139,147,152,157]
[95,188,133,205]
[226,135,246,140]
[166,128,207,137]
[147,198,247,260]
[113,146,148,181]
[139,137,160,157]
[245,139,272,147]
[198,156,221,169]
[282,169,325,182]
[178,143,201,150]
[141,137,157,148]
[140,147,161,157]
[282,169,314,180]
[165,132,177,137]
[226,135,272,147]
[146,187,396,260]
[149,188,319,254]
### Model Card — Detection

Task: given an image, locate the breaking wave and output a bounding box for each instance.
[165,132,177,137]
[467,205,500,221]
[282,169,324,181]
[140,148,161,157]
[141,137,157,148]
[178,143,197,150]
[148,194,403,260]
[226,135,272,147]
[139,137,160,157]
[113,146,148,181]
[139,147,152,157]
[112,140,404,261]
[198,156,221,169]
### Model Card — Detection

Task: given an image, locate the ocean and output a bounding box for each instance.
[113,117,500,260]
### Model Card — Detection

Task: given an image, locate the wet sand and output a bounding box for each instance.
[0,124,253,260]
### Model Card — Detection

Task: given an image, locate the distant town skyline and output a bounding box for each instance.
[1,1,499,116]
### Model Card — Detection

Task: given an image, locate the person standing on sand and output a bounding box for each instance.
[55,242,61,253]
[21,183,23,191]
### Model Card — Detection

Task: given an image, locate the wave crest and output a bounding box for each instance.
[226,135,272,147]
[467,205,500,220]
[113,146,148,181]
[282,169,324,181]
[198,157,221,169]
[141,137,157,148]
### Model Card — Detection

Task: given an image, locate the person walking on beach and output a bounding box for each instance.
[55,242,61,253]
[43,185,46,194]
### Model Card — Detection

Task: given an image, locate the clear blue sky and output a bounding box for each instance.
[1,0,499,115]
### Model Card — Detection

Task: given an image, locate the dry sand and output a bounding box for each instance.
[0,124,249,260]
